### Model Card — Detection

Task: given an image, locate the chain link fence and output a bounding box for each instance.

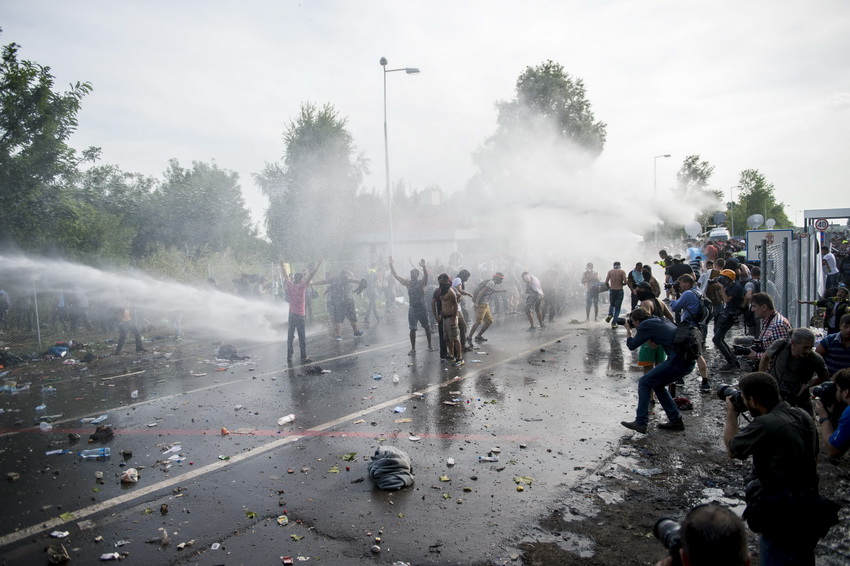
[761,233,821,329]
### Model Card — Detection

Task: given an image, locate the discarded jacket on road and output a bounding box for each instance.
[367,446,414,491]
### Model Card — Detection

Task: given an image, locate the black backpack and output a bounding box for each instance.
[687,288,713,328]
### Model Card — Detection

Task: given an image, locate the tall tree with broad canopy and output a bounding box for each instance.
[257,102,367,261]
[674,154,723,234]
[141,159,260,257]
[470,60,606,210]
[732,169,792,230]
[0,35,93,250]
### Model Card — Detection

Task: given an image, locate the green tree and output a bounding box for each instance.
[142,159,260,257]
[257,102,367,261]
[470,60,606,209]
[0,36,93,249]
[731,169,792,231]
[673,154,723,233]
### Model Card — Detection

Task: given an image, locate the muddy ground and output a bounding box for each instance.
[3,330,850,565]
[515,368,850,566]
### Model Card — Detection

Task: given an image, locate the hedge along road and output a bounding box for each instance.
[0,315,638,564]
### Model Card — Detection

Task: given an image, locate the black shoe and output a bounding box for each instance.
[301,357,313,363]
[657,419,685,431]
[700,380,711,393]
[620,420,647,434]
[475,336,488,342]
[675,378,685,385]
[353,330,364,337]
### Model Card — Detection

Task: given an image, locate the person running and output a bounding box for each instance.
[281,258,323,364]
[522,271,545,330]
[389,257,433,355]
[468,272,506,347]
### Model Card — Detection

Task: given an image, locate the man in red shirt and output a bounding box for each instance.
[282,259,323,364]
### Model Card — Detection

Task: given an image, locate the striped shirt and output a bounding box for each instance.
[819,332,850,375]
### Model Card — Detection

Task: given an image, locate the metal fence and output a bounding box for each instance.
[760,231,822,330]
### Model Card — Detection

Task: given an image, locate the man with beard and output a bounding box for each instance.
[389,257,433,355]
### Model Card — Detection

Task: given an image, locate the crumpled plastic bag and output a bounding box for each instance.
[367,446,414,491]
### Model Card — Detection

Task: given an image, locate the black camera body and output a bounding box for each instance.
[615,317,633,328]
[717,384,748,414]
[732,345,751,356]
[812,382,837,408]
[654,518,683,566]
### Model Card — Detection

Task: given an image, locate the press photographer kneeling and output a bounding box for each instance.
[723,372,839,564]
[654,503,750,566]
[815,367,850,460]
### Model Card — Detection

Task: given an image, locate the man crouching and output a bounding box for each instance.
[621,307,695,434]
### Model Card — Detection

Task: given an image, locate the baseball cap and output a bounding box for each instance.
[719,269,737,281]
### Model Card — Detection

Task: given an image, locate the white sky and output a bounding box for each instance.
[4,1,849,232]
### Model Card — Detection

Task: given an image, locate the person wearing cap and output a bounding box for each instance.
[468,272,507,346]
[604,261,628,329]
[711,269,745,371]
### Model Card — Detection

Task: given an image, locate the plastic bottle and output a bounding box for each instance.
[478,455,499,462]
[79,447,111,460]
[278,414,295,426]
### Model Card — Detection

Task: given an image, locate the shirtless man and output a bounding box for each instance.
[605,261,628,329]
[437,273,463,366]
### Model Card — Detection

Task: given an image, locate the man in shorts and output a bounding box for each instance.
[468,272,506,346]
[522,271,545,330]
[581,263,600,321]
[389,257,433,355]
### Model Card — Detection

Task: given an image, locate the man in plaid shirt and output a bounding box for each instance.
[745,292,791,366]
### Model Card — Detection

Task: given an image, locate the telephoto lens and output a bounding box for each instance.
[717,384,748,414]
[812,382,837,408]
[653,518,683,566]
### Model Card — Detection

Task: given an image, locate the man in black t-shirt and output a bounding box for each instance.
[711,269,744,371]
[389,257,433,355]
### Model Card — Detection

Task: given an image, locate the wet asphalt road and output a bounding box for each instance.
[0,308,647,565]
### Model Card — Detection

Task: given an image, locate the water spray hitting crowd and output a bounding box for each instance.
[2,28,850,564]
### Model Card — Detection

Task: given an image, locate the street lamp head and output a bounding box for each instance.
[380,57,388,67]
[405,67,420,74]
[662,154,671,158]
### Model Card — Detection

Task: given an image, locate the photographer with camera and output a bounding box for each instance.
[724,371,838,564]
[621,307,695,433]
[710,269,745,372]
[815,368,850,460]
[742,293,791,366]
[759,328,829,413]
[670,274,710,392]
[654,503,750,566]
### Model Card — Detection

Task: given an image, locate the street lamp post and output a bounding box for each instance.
[380,57,420,259]
[729,185,741,238]
[653,154,671,243]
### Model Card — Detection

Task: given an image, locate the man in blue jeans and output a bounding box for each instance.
[604,261,628,329]
[621,307,695,433]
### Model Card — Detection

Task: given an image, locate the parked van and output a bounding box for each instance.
[708,227,730,241]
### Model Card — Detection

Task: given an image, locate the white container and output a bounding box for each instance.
[130,390,138,399]
[277,414,295,426]
[39,421,53,432]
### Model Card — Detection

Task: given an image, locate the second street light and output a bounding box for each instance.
[654,154,671,243]
[381,57,420,259]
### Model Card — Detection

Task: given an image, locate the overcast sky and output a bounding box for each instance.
[4,1,849,231]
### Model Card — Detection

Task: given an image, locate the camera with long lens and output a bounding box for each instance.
[717,384,748,414]
[615,317,633,328]
[653,518,683,566]
[812,382,837,408]
[732,345,751,356]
